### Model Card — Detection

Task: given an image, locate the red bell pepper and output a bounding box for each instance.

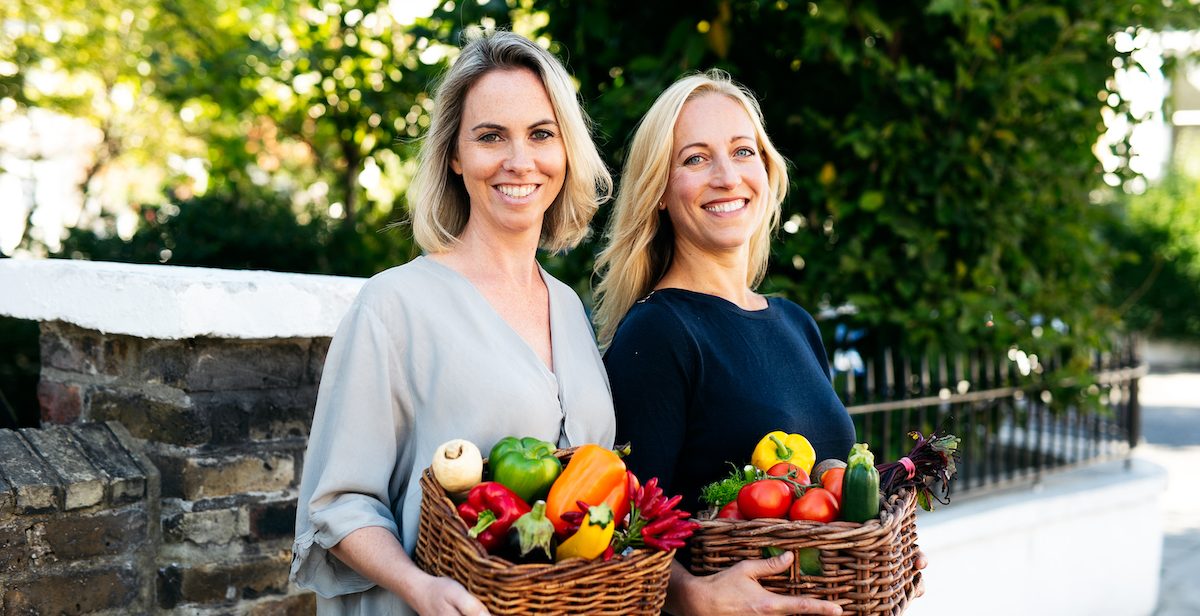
[457,481,531,552]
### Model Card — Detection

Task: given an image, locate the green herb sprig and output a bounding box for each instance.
[699,463,759,507]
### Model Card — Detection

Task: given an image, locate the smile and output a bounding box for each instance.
[703,199,747,214]
[496,184,538,199]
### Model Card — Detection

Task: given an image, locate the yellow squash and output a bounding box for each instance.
[555,503,615,561]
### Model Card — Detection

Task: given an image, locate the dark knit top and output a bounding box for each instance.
[604,288,857,513]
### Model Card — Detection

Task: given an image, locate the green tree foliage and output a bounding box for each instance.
[451,0,1195,362]
[1107,171,1200,342]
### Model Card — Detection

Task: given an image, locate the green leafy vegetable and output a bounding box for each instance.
[700,464,759,507]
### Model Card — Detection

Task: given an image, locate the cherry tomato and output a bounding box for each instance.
[717,500,744,520]
[766,462,810,485]
[737,479,794,519]
[788,487,839,523]
[819,467,845,504]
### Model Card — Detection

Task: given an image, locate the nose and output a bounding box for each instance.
[502,141,535,175]
[709,154,741,189]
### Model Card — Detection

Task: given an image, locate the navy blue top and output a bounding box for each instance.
[604,288,857,513]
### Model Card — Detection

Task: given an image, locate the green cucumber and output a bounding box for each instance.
[841,443,880,523]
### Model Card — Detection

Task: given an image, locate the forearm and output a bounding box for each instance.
[329,526,431,602]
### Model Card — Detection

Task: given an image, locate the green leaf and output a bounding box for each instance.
[860,191,886,212]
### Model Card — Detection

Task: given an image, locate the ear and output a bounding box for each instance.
[450,152,462,175]
[657,197,667,211]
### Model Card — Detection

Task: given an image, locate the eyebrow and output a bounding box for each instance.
[676,135,756,158]
[468,119,559,132]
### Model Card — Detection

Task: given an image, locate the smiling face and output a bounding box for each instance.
[661,93,769,261]
[450,67,567,243]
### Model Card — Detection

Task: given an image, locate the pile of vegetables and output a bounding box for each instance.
[700,428,959,524]
[430,436,698,564]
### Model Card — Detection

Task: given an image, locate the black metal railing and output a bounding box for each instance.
[836,340,1146,498]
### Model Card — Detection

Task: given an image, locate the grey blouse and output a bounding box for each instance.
[291,256,616,615]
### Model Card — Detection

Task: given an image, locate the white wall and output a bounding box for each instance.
[0,258,364,339]
[908,458,1166,616]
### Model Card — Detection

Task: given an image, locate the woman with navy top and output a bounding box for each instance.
[594,70,914,615]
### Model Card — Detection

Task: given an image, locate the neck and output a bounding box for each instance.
[657,241,760,308]
[433,220,543,286]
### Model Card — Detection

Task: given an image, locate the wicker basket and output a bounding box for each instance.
[689,489,921,615]
[414,449,674,615]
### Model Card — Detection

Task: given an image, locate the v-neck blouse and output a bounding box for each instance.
[291,256,615,614]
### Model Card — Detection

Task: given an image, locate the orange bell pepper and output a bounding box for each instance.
[545,444,631,534]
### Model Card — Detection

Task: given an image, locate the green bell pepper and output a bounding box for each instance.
[488,436,562,503]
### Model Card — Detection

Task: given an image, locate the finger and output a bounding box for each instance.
[777,596,843,616]
[739,550,794,578]
[449,590,490,616]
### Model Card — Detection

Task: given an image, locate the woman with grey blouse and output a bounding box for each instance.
[290,32,616,615]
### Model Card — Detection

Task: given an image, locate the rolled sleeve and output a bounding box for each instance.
[291,297,413,598]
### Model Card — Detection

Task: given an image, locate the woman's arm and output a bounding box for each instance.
[329,527,489,616]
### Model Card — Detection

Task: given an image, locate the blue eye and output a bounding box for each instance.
[735,147,756,157]
[684,154,704,166]
[531,129,555,140]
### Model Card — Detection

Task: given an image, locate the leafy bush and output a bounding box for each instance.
[57,191,418,277]
[1107,172,1200,342]
[498,0,1195,360]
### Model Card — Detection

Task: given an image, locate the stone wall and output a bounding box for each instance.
[0,259,360,615]
[0,422,157,614]
[33,321,327,614]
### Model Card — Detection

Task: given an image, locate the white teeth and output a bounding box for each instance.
[704,199,746,213]
[498,184,536,198]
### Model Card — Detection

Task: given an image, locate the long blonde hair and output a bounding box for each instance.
[592,70,788,347]
[407,31,611,253]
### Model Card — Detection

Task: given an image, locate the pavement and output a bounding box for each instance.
[1134,371,1200,616]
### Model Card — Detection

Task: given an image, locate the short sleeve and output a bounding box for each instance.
[291,299,413,598]
[604,301,697,496]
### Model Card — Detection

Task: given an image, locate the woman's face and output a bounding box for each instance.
[451,67,567,241]
[661,93,768,259]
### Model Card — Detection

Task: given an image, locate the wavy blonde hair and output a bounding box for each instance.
[593,70,788,348]
[407,31,611,253]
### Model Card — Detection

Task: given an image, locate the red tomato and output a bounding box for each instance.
[717,501,744,520]
[766,462,810,485]
[819,467,845,504]
[788,487,839,523]
[737,479,794,519]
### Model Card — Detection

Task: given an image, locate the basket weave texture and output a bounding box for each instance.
[414,449,674,615]
[689,489,921,616]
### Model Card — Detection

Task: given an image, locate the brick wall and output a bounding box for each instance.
[0,422,157,614]
[2,321,329,614]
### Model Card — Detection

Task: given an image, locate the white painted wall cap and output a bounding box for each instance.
[0,258,365,339]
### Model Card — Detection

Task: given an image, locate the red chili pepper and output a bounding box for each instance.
[641,514,680,537]
[457,482,531,552]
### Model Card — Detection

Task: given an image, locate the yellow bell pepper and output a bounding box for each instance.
[555,503,615,561]
[751,431,816,475]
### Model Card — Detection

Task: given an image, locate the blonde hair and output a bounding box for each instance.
[593,70,788,347]
[407,31,611,253]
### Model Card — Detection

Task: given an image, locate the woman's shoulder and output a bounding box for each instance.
[608,292,697,352]
[768,296,820,327]
[351,257,449,312]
